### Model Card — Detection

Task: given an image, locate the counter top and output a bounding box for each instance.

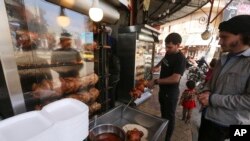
[89,104,168,141]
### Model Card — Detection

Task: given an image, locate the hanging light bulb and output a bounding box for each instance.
[201,29,211,40]
[89,0,103,22]
[57,7,70,27]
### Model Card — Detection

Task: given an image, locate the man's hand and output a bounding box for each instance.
[197,91,211,107]
[147,79,155,89]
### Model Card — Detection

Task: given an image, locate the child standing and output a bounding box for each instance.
[179,80,197,123]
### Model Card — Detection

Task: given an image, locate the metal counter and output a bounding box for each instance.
[89,105,168,141]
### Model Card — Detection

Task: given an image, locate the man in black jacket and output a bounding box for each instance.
[148,33,186,141]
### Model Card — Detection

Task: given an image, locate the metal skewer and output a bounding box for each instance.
[122,98,134,113]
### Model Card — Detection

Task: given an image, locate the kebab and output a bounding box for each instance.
[129,79,148,99]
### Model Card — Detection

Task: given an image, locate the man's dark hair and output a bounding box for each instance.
[60,32,72,39]
[219,15,250,45]
[165,32,182,45]
[240,32,250,46]
[186,80,196,89]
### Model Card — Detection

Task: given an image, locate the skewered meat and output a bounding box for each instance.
[78,92,91,103]
[136,79,148,87]
[89,102,101,113]
[63,77,76,94]
[80,92,92,103]
[31,73,99,99]
[136,84,145,92]
[34,104,43,110]
[67,94,80,99]
[68,92,91,104]
[129,79,149,99]
[127,128,144,141]
[89,87,100,101]
[79,73,99,88]
[130,88,142,99]
[32,80,56,99]
[89,73,99,85]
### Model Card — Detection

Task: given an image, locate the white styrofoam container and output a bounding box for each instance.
[0,98,89,141]
[0,132,7,141]
[27,127,58,141]
[41,98,88,121]
[0,111,53,141]
[41,98,89,141]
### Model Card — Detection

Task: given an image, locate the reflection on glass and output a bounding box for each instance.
[5,0,100,112]
[51,32,83,77]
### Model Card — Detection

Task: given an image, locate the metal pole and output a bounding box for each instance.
[0,0,26,115]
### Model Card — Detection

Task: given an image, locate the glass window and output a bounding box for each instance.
[4,0,100,113]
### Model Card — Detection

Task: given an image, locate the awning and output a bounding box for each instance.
[148,0,209,26]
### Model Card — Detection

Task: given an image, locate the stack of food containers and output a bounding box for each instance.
[0,98,89,141]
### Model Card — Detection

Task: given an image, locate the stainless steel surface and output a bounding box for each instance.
[0,0,26,114]
[117,33,137,103]
[89,105,168,141]
[89,124,126,141]
[46,0,120,24]
[94,115,98,127]
[118,25,160,42]
[122,98,134,114]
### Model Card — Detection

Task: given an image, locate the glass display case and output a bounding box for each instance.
[135,40,154,81]
[117,25,160,105]
[0,0,101,117]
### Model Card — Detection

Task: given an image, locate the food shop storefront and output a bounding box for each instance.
[0,0,168,140]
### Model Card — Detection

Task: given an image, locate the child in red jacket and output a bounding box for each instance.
[179,80,197,123]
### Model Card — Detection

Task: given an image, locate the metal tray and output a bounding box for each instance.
[89,105,168,141]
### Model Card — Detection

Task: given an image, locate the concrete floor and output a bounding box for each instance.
[136,71,201,141]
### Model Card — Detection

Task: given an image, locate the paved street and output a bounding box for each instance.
[136,71,201,141]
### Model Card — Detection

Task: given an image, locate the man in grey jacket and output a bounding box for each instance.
[197,15,250,141]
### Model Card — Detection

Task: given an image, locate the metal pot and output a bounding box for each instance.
[88,124,126,141]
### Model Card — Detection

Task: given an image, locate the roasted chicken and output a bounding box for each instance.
[127,128,144,141]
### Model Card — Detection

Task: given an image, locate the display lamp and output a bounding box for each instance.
[89,0,103,22]
[201,28,211,40]
[57,7,70,27]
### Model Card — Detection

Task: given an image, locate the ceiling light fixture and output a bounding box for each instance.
[57,7,70,27]
[172,0,176,3]
[89,0,103,22]
[201,28,211,40]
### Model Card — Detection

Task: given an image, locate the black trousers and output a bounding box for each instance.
[159,90,179,141]
[198,116,230,141]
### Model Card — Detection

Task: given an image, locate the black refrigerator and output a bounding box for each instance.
[117,25,160,105]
